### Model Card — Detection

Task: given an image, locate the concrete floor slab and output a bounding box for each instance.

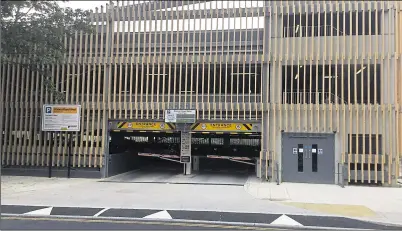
[102,169,251,186]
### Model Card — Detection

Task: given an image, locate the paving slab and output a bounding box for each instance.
[1,176,316,215]
[244,179,402,225]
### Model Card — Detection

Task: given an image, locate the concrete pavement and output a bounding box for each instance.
[244,177,402,225]
[103,169,250,185]
[2,175,402,226]
[0,176,319,215]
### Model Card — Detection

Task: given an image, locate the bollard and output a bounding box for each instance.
[337,162,345,188]
[276,161,280,185]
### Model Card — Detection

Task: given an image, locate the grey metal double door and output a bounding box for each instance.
[282,133,335,184]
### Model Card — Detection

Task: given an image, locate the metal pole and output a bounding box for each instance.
[341,163,345,188]
[67,133,72,178]
[276,161,280,185]
[48,132,54,178]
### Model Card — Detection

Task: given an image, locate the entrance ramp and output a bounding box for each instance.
[102,167,251,186]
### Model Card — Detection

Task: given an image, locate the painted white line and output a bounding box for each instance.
[271,214,303,227]
[93,208,109,217]
[24,207,53,216]
[143,210,172,219]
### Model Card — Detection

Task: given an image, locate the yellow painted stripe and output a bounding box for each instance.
[281,202,377,218]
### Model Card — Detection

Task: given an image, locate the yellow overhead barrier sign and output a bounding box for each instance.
[116,122,175,131]
[191,123,253,132]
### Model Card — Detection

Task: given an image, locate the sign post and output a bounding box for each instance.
[165,109,196,175]
[42,104,81,178]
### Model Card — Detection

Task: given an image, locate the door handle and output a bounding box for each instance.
[304,150,307,159]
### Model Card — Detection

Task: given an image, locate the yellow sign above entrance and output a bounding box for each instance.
[191,123,253,132]
[116,122,175,131]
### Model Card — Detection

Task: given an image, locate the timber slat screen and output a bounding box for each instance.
[0,1,401,185]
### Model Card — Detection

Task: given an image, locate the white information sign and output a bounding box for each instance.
[42,104,81,132]
[165,109,196,123]
[318,148,324,155]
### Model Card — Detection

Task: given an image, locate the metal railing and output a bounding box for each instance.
[283,25,345,38]
[282,91,346,104]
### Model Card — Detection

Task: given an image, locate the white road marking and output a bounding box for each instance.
[270,214,303,226]
[93,208,109,217]
[143,210,172,219]
[24,207,53,216]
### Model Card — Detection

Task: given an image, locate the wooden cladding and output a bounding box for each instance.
[0,1,401,185]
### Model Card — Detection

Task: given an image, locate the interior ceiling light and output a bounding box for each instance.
[299,65,303,68]
[294,74,299,79]
[355,66,366,75]
[295,25,299,33]
[324,75,338,79]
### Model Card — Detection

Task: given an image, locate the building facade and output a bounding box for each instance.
[1,1,402,186]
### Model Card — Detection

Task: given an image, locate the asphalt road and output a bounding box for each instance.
[0,215,291,230]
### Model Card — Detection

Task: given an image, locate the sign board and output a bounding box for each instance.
[180,131,191,163]
[42,104,81,132]
[165,109,196,123]
[191,123,253,132]
[115,121,175,131]
[292,148,298,154]
[180,156,191,163]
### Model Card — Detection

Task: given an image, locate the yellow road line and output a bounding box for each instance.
[2,215,283,230]
[281,202,377,218]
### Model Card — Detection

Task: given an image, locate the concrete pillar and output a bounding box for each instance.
[184,162,192,175]
[260,1,274,181]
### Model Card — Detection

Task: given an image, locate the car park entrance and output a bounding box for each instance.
[105,119,262,185]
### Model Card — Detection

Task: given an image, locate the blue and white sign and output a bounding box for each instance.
[42,104,81,132]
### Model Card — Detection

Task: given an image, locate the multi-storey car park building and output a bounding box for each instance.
[1,1,402,186]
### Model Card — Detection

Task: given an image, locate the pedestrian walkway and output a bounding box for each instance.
[103,169,250,186]
[244,177,402,225]
[2,204,402,230]
[2,176,402,227]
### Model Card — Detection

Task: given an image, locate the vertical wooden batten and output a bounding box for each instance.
[0,1,400,184]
